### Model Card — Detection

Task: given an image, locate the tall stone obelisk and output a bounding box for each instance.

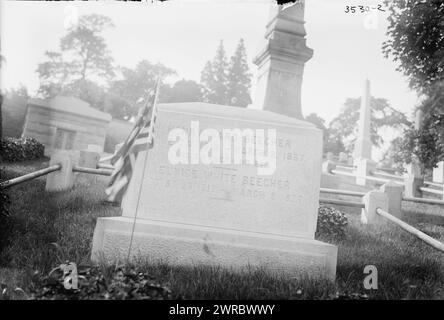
[354,79,372,160]
[404,109,424,197]
[253,1,313,119]
[354,79,376,186]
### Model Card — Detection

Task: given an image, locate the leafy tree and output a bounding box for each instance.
[380,136,406,172]
[36,14,115,109]
[305,113,330,151]
[106,60,175,120]
[201,40,229,105]
[226,39,252,107]
[383,0,444,92]
[383,1,444,170]
[328,97,409,153]
[390,111,444,172]
[160,79,203,103]
[201,39,253,107]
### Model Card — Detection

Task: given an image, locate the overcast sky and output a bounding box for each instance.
[1,0,419,125]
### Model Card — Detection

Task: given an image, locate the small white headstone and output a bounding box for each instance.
[432,161,444,183]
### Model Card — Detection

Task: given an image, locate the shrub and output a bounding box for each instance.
[0,137,44,162]
[316,206,348,239]
[29,264,172,300]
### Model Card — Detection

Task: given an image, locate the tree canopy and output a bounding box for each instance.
[36,14,115,109]
[328,97,409,153]
[160,79,203,104]
[201,39,252,107]
[383,0,444,93]
[105,60,175,119]
[383,0,444,170]
[227,39,252,107]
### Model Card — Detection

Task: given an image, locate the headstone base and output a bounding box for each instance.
[91,217,338,281]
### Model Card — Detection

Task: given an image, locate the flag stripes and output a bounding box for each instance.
[105,80,160,203]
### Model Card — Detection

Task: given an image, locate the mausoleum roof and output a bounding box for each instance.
[29,96,112,122]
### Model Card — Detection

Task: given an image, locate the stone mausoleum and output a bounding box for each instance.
[22,96,111,156]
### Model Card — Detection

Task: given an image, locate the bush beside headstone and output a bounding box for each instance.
[29,265,173,300]
[316,206,348,239]
[0,137,44,162]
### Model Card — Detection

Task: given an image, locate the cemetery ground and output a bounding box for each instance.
[1,159,444,300]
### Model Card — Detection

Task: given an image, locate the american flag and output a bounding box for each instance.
[105,81,160,203]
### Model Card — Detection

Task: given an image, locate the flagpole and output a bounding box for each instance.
[126,79,161,262]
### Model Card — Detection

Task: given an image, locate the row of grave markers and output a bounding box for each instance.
[323,78,444,199]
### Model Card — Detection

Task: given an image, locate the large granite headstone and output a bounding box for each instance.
[91,2,337,280]
[92,103,337,279]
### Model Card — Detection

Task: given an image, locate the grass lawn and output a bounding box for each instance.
[1,159,444,299]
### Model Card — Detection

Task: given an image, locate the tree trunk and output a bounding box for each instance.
[0,93,3,140]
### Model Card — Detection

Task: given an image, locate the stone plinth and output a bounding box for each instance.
[91,102,337,280]
[93,217,337,280]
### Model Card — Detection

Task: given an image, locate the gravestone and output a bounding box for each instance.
[92,103,337,279]
[432,161,444,184]
[91,2,337,280]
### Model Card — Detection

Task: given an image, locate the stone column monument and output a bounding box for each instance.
[253,1,313,119]
[354,79,376,186]
[404,109,424,197]
[354,79,372,160]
